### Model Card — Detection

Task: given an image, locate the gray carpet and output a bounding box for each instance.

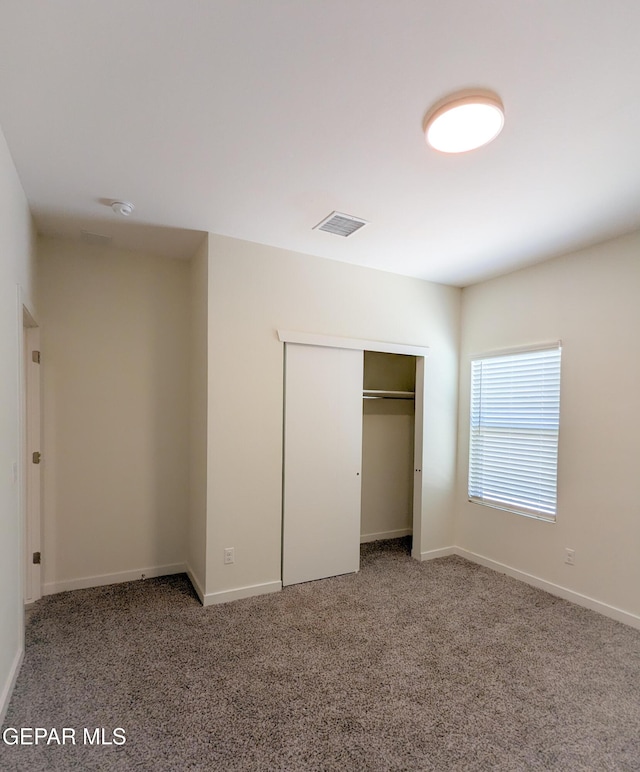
[1,539,639,771]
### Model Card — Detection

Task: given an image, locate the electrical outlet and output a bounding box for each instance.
[224,547,235,565]
[565,548,575,566]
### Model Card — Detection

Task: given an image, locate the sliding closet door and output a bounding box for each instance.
[283,343,363,586]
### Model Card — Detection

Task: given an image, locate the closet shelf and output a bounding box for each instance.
[363,390,415,400]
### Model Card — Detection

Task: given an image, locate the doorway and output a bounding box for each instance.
[361,351,418,545]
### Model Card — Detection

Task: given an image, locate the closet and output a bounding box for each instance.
[280,331,426,587]
[361,351,416,544]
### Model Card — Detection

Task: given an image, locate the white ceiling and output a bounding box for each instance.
[1,1,639,286]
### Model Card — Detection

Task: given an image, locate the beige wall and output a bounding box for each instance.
[0,124,37,719]
[206,234,461,599]
[39,238,190,590]
[457,230,640,618]
[188,235,208,596]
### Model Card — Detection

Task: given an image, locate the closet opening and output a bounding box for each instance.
[361,352,416,554]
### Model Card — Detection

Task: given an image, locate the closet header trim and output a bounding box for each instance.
[277,330,430,357]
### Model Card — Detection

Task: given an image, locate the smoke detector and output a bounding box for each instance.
[111,200,135,217]
[313,211,368,237]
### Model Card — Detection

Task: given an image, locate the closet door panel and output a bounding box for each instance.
[283,343,363,586]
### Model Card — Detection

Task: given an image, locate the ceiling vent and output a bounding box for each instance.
[80,229,113,246]
[313,211,368,237]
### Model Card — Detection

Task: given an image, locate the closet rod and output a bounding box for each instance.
[363,390,415,400]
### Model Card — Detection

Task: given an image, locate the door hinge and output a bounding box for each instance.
[32,350,41,364]
[32,451,41,464]
[33,552,41,565]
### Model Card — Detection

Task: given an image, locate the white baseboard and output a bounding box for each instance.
[37,548,640,630]
[455,548,640,631]
[1,647,23,726]
[185,564,205,605]
[360,528,412,544]
[43,562,186,595]
[203,580,281,607]
[417,546,457,561]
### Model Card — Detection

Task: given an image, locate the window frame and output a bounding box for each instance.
[467,342,562,522]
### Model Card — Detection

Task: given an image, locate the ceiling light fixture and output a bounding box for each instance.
[111,200,135,216]
[423,90,504,154]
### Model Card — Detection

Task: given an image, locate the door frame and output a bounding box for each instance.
[19,294,41,604]
[278,330,429,564]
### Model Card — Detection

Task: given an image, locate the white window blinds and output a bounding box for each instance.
[468,345,561,520]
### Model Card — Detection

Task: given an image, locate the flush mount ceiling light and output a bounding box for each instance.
[111,200,135,216]
[423,90,504,154]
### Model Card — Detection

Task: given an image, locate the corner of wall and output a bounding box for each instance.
[187,234,209,598]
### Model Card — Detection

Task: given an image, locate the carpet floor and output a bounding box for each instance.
[1,539,639,771]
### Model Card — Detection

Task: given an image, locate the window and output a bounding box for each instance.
[468,344,561,521]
